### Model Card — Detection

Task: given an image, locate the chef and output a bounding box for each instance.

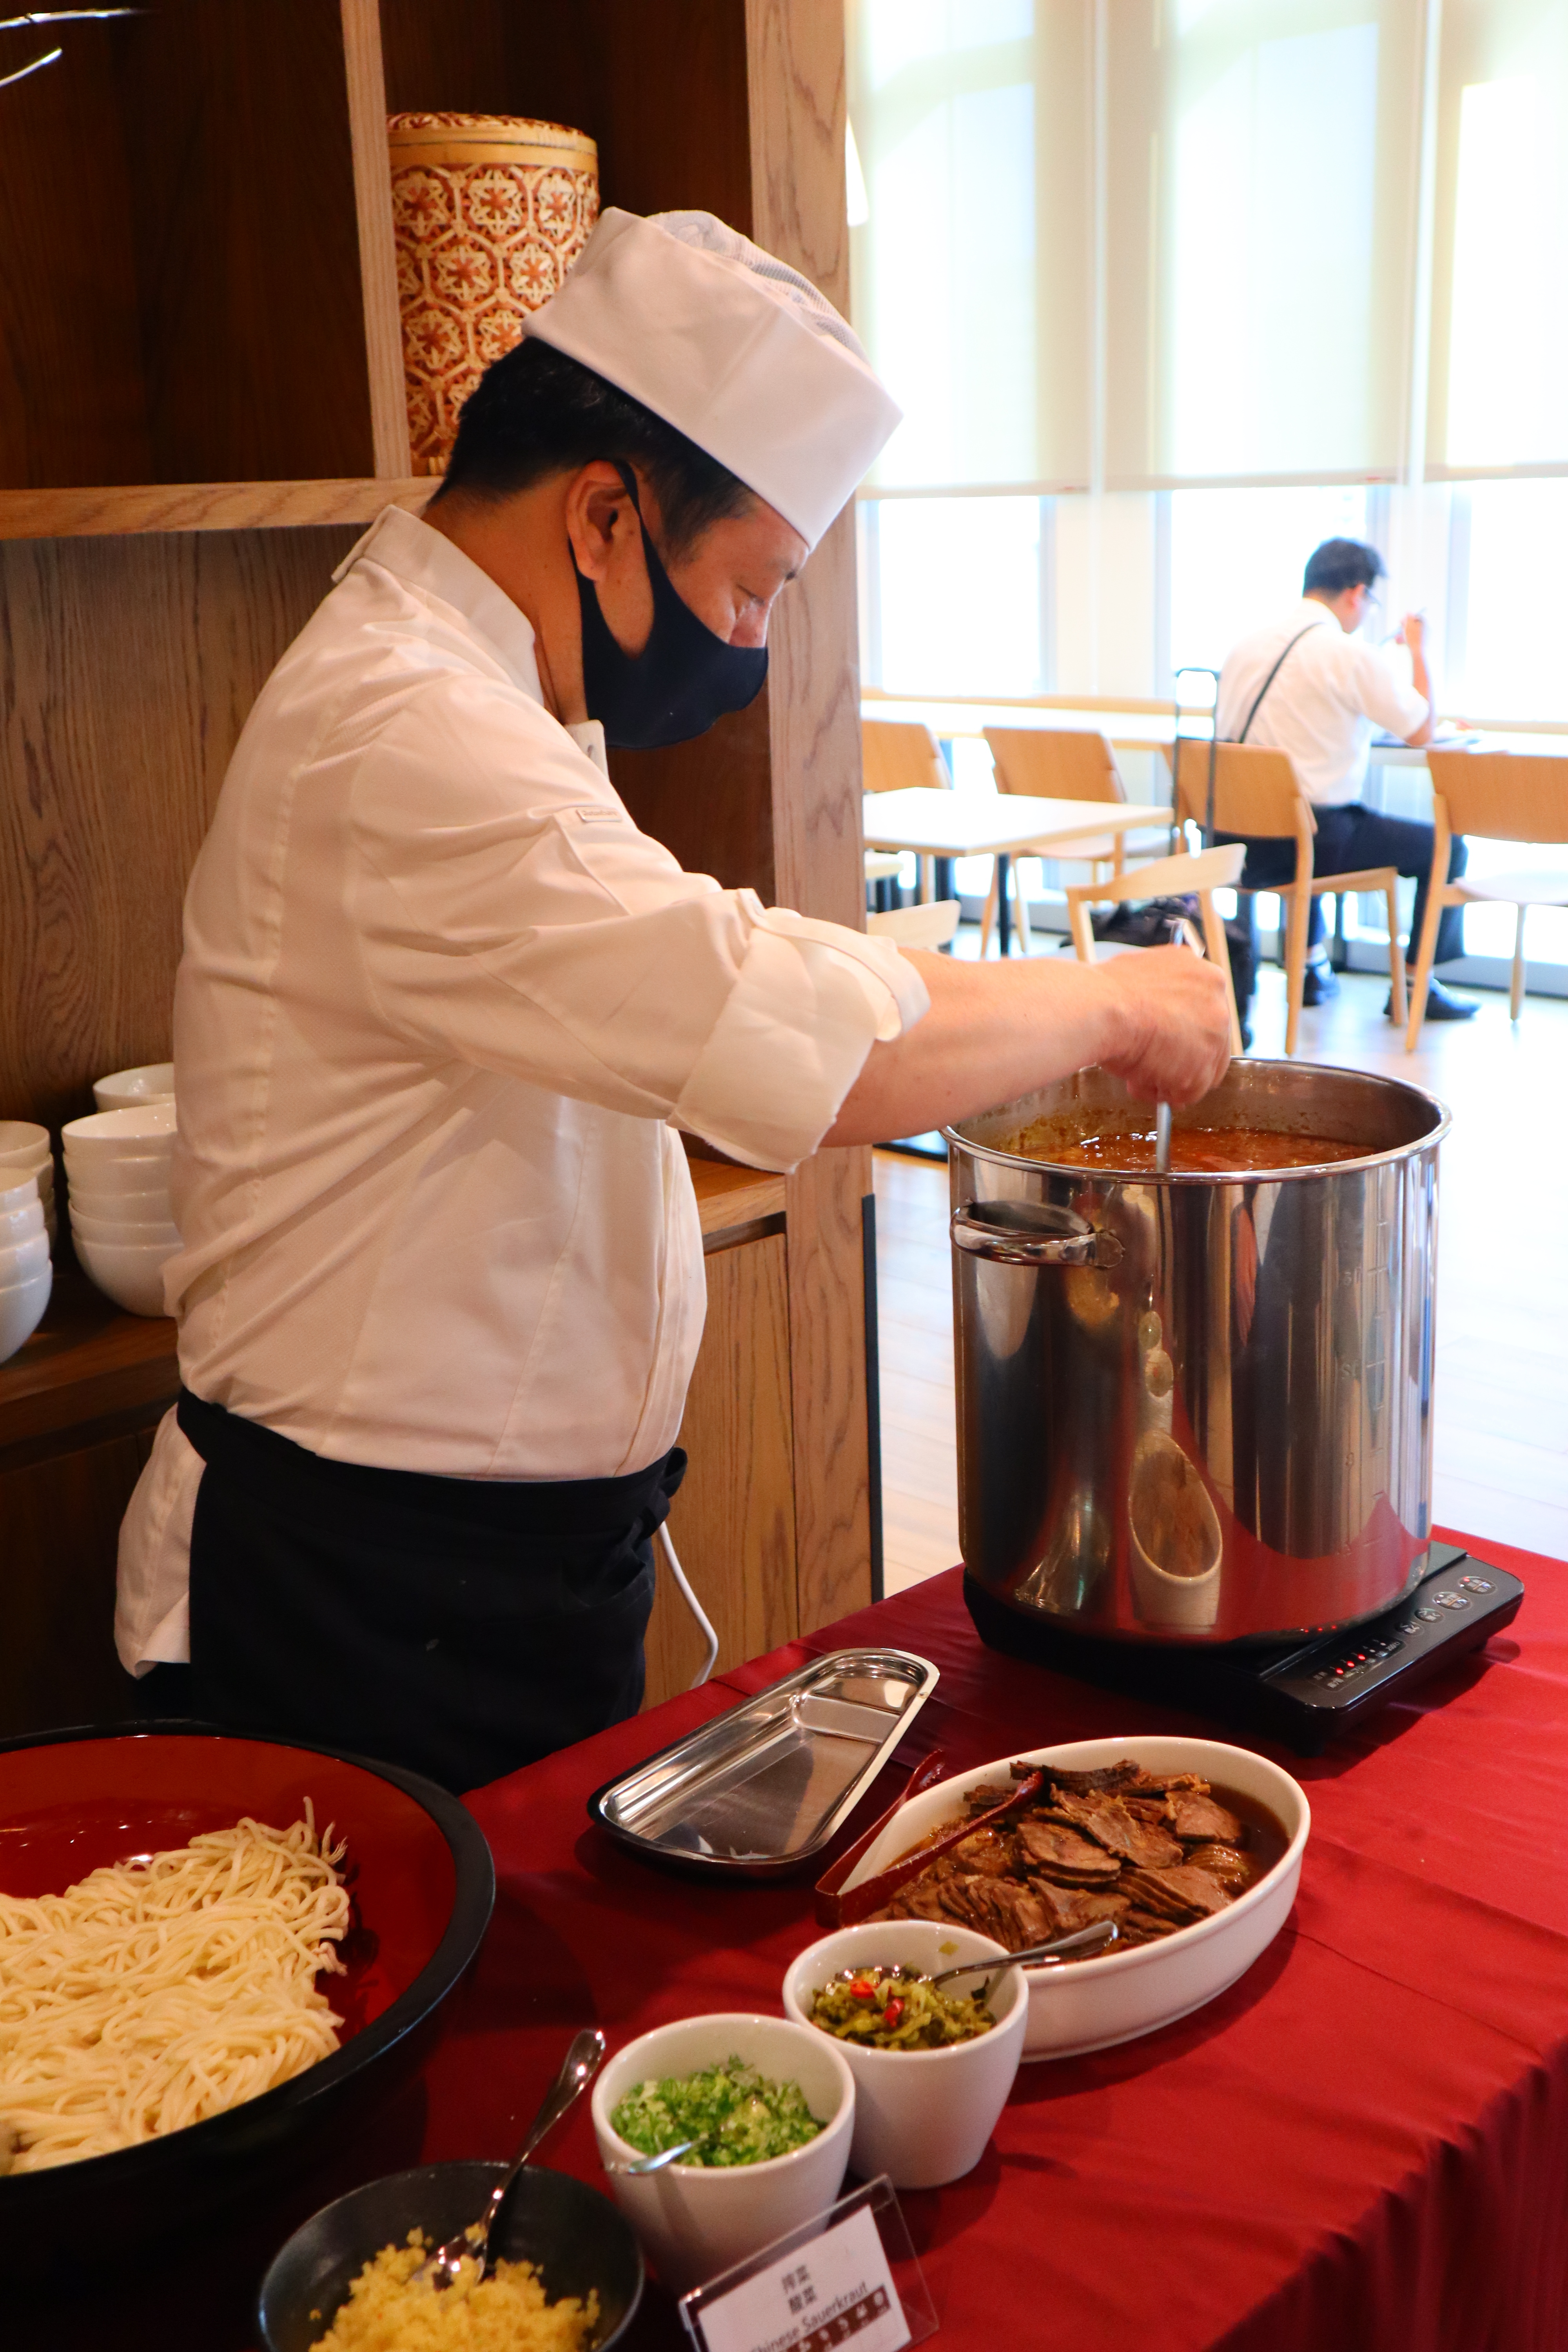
[116,209,1229,1792]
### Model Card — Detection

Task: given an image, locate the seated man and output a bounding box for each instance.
[1214,537,1473,1020]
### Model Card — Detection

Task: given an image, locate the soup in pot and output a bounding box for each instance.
[995,1118,1367,1174]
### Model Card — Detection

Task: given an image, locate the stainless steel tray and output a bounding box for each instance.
[586,1648,939,1878]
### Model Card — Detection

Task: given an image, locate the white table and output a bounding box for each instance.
[863,787,1169,954]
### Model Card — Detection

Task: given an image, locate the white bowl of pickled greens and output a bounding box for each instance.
[591,2013,855,2293]
[784,1921,1028,2190]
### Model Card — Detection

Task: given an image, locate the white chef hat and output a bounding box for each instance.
[521,207,900,549]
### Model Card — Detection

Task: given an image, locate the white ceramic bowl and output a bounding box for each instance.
[782,1921,1028,2189]
[0,1173,40,1217]
[62,1154,170,1200]
[835,1736,1310,2062]
[65,1179,168,1218]
[73,1230,178,1318]
[0,1261,51,1364]
[0,1196,45,1248]
[60,1102,177,1165]
[69,1205,180,1245]
[591,2013,855,2294]
[92,1062,175,1114]
[0,1121,49,1173]
[0,1231,50,1283]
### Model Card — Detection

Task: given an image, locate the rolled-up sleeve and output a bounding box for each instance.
[344,675,929,1171]
[1349,642,1429,739]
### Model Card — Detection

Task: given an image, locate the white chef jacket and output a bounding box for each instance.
[1215,600,1428,808]
[116,506,928,1673]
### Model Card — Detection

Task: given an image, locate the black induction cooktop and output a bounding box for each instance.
[964,1542,1523,1754]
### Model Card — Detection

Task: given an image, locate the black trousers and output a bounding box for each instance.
[134,1389,682,1794]
[1216,803,1469,963]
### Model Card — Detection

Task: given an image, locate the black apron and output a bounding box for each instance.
[176,1388,682,1793]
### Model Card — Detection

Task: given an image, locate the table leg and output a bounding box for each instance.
[935,856,954,905]
[996,855,1012,956]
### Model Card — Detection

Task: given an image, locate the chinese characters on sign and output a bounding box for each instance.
[693,2204,911,2352]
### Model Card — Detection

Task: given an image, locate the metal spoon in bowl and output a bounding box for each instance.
[414,2027,606,2290]
[928,1917,1120,2004]
[601,2136,702,2176]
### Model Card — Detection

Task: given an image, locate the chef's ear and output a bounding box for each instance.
[563,463,641,583]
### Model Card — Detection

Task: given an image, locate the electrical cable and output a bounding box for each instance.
[657,1521,718,1688]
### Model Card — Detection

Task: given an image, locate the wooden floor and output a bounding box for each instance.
[874,952,1568,1593]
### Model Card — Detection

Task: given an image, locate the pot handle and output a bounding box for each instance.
[951,1200,1118,1267]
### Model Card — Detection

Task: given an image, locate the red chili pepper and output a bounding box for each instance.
[849,1976,877,2000]
[882,1998,905,2029]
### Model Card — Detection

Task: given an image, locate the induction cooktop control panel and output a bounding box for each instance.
[1249,1543,1523,1746]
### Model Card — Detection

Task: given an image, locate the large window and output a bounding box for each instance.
[848,0,1568,979]
[850,0,1568,728]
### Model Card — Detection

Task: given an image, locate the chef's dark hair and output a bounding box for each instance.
[431,338,754,557]
[1303,539,1385,598]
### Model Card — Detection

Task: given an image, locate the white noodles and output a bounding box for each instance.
[0,1805,350,2172]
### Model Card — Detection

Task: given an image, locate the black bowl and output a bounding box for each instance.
[258,2161,644,2351]
[0,1722,494,2276]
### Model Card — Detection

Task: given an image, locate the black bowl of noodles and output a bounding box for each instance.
[0,1721,494,2278]
[258,2160,644,2351]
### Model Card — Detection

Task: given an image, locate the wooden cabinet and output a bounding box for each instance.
[0,0,876,1739]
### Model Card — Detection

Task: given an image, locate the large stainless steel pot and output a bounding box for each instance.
[948,1060,1449,1645]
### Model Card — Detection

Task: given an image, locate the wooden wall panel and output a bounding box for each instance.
[746,0,877,1634]
[377,1,753,229]
[114,1,376,485]
[643,1232,796,1710]
[0,528,356,1129]
[0,24,151,488]
[0,1431,151,1740]
[610,698,776,902]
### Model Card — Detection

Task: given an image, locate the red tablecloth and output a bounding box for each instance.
[41,1527,1568,2349]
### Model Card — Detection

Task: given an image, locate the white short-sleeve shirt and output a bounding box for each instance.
[1216,600,1429,808]
[115,507,927,1672]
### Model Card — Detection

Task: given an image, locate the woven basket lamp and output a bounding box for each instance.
[388,113,600,475]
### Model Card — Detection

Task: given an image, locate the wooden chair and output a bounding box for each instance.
[866,899,962,951]
[1062,843,1247,1056]
[976,728,1123,956]
[1406,752,1568,1047]
[1171,740,1408,1056]
[862,719,952,905]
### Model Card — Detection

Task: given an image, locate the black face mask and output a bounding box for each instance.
[574,466,768,750]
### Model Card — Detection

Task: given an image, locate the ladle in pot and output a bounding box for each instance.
[1156,915,1210,1175]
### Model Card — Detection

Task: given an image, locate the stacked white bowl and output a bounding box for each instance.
[93,1060,175,1117]
[0,1119,57,1249]
[63,1096,179,1318]
[0,1123,54,1365]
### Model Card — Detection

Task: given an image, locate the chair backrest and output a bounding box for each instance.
[865,898,962,949]
[983,728,1125,803]
[862,719,950,793]
[1065,841,1246,908]
[1426,750,1568,844]
[1171,738,1307,839]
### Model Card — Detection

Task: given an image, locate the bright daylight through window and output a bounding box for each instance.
[848,0,1568,976]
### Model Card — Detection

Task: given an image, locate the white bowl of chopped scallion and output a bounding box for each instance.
[590,2014,855,2292]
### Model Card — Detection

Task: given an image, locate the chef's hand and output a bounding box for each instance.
[1095,944,1233,1106]
[1397,612,1425,654]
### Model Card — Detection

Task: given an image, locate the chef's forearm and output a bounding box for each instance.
[1405,643,1435,746]
[821,943,1232,1148]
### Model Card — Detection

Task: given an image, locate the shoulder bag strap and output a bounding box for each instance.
[1237,624,1318,743]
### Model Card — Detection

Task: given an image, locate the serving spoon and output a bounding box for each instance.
[601,2136,702,2176]
[414,2027,606,2290]
[927,1916,1119,2002]
[1156,914,1212,1176]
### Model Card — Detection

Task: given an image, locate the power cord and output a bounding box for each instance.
[657,1522,719,1688]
